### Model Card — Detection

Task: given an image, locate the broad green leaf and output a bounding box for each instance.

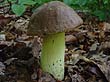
[8,0,16,3]
[11,4,26,16]
[34,0,43,4]
[73,0,87,6]
[93,10,106,21]
[18,0,36,5]
[63,0,73,5]
[103,0,109,4]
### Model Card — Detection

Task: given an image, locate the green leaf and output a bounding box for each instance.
[18,0,36,5]
[11,4,26,16]
[103,0,108,4]
[63,0,73,5]
[8,0,16,3]
[34,0,43,4]
[73,0,87,6]
[71,4,81,10]
[93,10,106,21]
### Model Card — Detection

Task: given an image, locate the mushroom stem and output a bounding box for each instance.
[41,32,65,80]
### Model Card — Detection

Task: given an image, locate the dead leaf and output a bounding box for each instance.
[65,35,77,43]
[0,15,11,27]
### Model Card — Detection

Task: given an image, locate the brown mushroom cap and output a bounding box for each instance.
[27,1,83,36]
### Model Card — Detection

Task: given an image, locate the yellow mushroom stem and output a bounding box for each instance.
[41,32,65,80]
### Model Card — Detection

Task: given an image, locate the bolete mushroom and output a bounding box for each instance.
[27,1,83,80]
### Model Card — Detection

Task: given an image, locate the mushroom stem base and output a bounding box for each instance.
[41,32,65,80]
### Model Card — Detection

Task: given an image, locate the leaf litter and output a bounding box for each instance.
[0,12,110,82]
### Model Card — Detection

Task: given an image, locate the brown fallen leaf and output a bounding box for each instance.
[65,35,77,43]
[98,22,110,31]
[0,15,11,27]
[5,32,16,40]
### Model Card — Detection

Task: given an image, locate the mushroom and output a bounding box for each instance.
[27,1,83,80]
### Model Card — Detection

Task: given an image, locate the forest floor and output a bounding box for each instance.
[0,4,110,82]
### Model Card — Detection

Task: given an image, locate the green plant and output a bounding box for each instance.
[8,0,36,16]
[8,0,60,16]
[1,0,110,20]
[63,0,110,21]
